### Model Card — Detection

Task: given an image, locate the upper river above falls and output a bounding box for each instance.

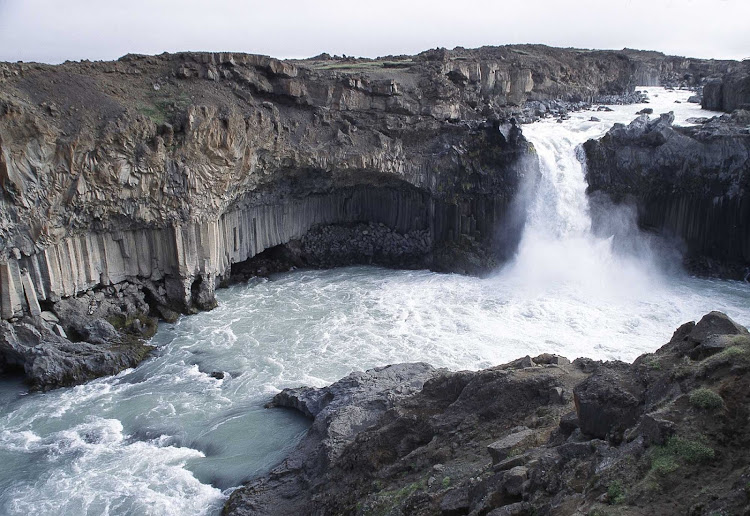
[0,87,748,516]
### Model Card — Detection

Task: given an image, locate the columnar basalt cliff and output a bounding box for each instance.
[0,45,743,387]
[701,68,750,112]
[583,110,750,278]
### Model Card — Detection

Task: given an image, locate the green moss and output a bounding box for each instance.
[367,479,426,514]
[137,105,167,125]
[719,345,748,358]
[669,436,715,463]
[689,388,724,410]
[441,476,451,488]
[672,365,692,380]
[650,436,715,478]
[607,480,625,505]
[393,480,424,500]
[698,343,750,376]
[644,357,662,370]
[107,313,158,339]
[651,455,679,476]
[139,90,192,126]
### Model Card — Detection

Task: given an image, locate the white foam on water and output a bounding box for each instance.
[1,418,224,516]
[0,87,745,515]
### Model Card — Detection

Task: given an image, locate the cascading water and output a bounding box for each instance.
[499,90,672,298]
[0,88,748,516]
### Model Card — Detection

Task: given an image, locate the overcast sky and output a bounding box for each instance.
[0,0,747,63]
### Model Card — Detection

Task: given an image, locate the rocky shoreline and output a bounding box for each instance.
[224,312,750,516]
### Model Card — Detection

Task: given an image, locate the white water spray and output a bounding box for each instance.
[500,87,720,298]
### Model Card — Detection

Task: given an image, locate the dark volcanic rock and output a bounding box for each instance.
[702,71,750,112]
[225,357,586,515]
[583,110,750,279]
[573,362,644,441]
[0,319,152,390]
[228,363,442,515]
[225,313,750,516]
[0,279,157,389]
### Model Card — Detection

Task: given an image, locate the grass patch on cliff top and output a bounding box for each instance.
[698,342,750,376]
[138,90,192,125]
[137,104,167,125]
[107,313,158,338]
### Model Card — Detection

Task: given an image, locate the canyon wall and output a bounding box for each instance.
[0,46,742,321]
[702,70,750,112]
[584,111,750,278]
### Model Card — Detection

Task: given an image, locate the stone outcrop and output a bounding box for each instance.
[225,312,750,516]
[701,69,750,112]
[0,45,746,387]
[583,110,750,279]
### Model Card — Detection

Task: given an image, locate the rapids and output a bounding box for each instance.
[0,87,747,515]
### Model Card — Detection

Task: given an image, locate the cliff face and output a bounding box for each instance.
[0,45,742,387]
[583,111,750,278]
[0,46,737,318]
[0,50,537,319]
[702,69,750,112]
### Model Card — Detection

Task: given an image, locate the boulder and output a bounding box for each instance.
[702,73,750,112]
[583,108,750,279]
[533,353,570,365]
[82,319,120,345]
[573,362,644,441]
[559,411,579,435]
[625,413,675,445]
[0,319,151,390]
[441,486,470,515]
[503,466,528,496]
[487,428,536,464]
[487,502,531,516]
[689,311,748,343]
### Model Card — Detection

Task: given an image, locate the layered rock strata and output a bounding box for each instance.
[584,110,750,279]
[225,312,750,516]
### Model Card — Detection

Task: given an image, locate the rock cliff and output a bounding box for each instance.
[583,110,750,279]
[225,312,750,516]
[0,45,743,387]
[701,67,750,112]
